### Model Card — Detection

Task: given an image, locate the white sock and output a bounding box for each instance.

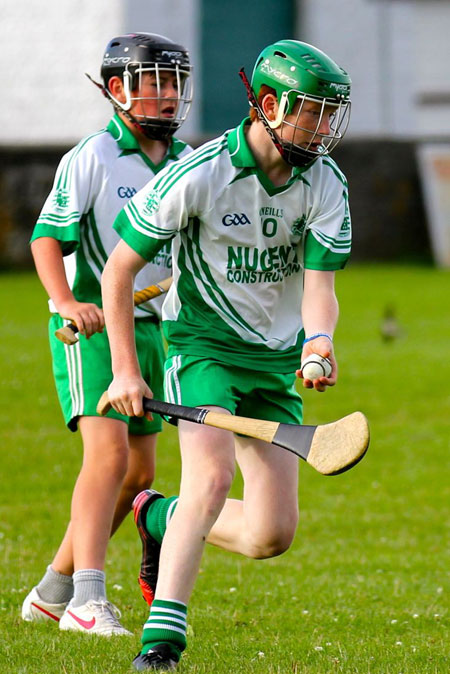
[71,569,106,607]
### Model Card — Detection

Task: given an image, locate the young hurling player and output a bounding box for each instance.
[102,39,351,667]
[22,33,193,636]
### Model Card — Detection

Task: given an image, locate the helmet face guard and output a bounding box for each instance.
[272,90,351,167]
[95,33,193,140]
[109,61,193,140]
[242,40,351,168]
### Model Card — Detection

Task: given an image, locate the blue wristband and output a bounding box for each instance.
[303,332,333,345]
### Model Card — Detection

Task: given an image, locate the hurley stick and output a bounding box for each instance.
[55,277,172,345]
[97,392,369,476]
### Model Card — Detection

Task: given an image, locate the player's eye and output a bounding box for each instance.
[305,109,320,119]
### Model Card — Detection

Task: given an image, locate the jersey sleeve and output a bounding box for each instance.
[114,158,201,263]
[303,161,352,271]
[30,142,101,256]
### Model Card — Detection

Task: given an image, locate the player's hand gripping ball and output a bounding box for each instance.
[301,354,332,380]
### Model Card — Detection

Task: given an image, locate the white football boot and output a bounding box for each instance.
[59,599,132,636]
[22,586,68,623]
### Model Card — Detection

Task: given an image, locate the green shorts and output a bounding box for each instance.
[49,315,164,434]
[164,355,303,425]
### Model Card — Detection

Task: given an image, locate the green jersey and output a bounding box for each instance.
[114,118,351,371]
[30,114,192,318]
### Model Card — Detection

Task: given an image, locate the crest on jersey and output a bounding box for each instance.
[143,190,161,216]
[291,215,307,237]
[53,188,70,211]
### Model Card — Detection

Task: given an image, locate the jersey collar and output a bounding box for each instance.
[106,114,186,159]
[227,117,308,180]
[227,118,257,168]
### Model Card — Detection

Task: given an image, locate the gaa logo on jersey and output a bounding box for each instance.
[53,188,70,211]
[143,190,161,215]
[222,213,251,226]
[117,186,137,199]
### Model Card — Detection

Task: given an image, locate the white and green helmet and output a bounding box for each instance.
[243,39,351,167]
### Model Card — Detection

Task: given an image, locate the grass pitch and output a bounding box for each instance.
[0,265,448,673]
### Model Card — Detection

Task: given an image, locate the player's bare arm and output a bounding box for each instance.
[298,269,338,392]
[31,237,104,338]
[101,238,152,417]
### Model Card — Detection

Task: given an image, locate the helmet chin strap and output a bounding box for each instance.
[85,73,169,141]
[239,68,317,168]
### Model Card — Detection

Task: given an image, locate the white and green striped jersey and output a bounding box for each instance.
[114,118,351,371]
[30,114,192,318]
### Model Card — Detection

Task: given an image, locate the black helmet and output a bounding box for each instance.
[99,33,193,140]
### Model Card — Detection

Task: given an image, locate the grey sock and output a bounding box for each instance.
[36,565,74,604]
[72,569,106,607]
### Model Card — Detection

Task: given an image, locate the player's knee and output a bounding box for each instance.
[195,468,234,518]
[123,468,154,497]
[134,470,155,493]
[246,531,294,559]
[95,441,129,480]
[245,515,298,559]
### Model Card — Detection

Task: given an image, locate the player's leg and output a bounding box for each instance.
[49,321,133,634]
[22,416,131,630]
[40,434,156,570]
[134,415,236,668]
[207,435,299,557]
[34,434,156,571]
[57,414,132,636]
[207,367,301,556]
[157,415,235,600]
[71,415,129,571]
[111,431,157,533]
[127,318,165,604]
[24,429,157,624]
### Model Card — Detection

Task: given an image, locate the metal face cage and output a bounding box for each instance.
[111,61,193,139]
[273,91,351,166]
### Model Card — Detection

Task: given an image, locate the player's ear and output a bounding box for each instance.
[108,76,126,103]
[261,93,278,122]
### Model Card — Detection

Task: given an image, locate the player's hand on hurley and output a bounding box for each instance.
[296,336,337,392]
[57,300,104,339]
[107,376,154,419]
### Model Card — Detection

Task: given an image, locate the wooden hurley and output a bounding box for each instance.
[97,392,369,476]
[55,277,172,345]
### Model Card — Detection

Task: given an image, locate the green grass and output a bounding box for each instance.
[0,265,449,673]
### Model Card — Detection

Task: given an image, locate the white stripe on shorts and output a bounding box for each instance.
[64,328,84,417]
[164,355,182,405]
[166,498,178,529]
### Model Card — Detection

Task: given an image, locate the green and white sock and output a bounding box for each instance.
[141,599,187,658]
[146,496,178,544]
[37,565,74,604]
